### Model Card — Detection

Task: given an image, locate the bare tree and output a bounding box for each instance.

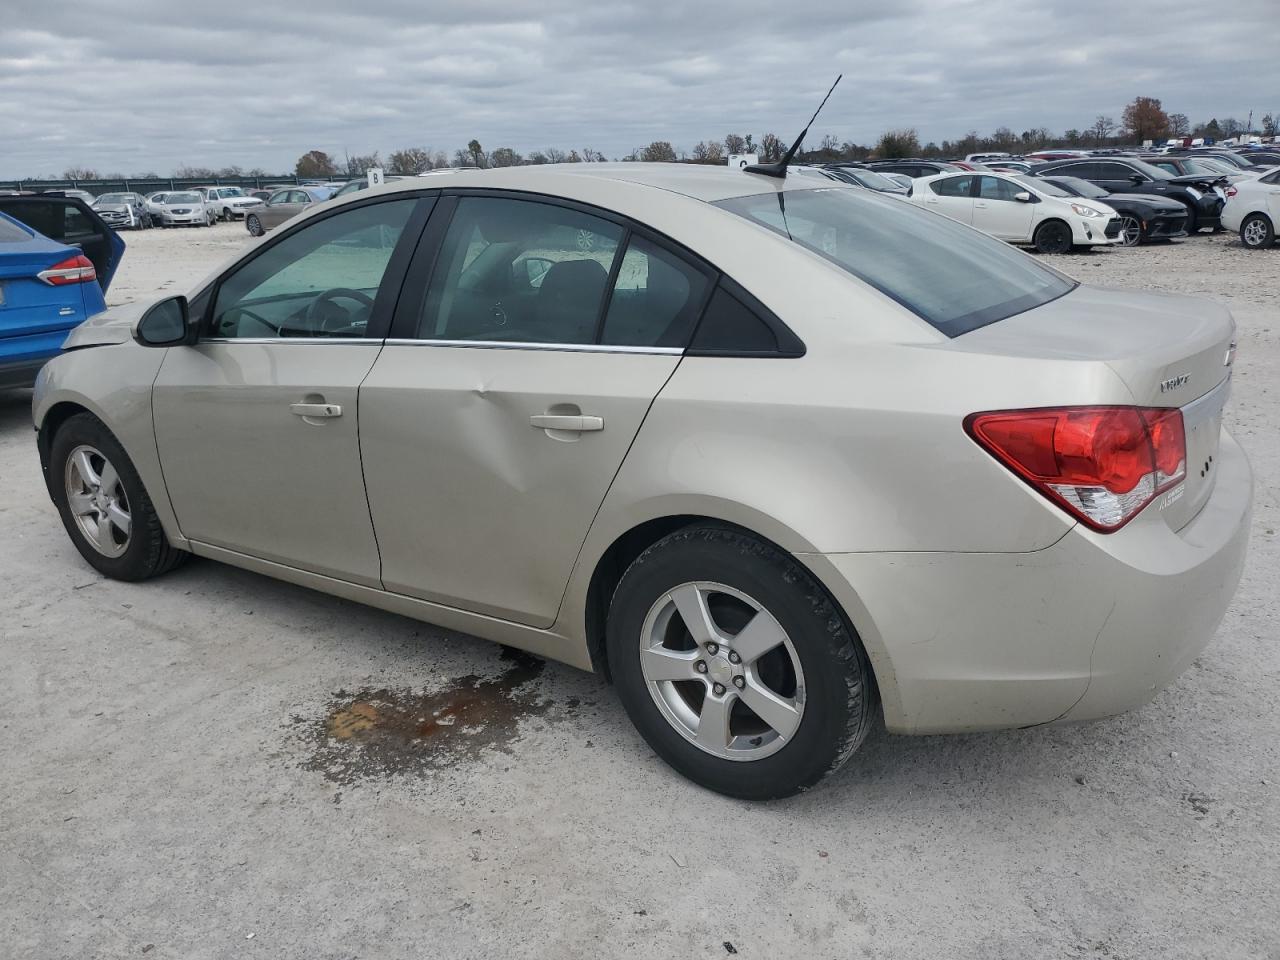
[1090,115,1116,146]
[544,147,567,164]
[723,133,746,155]
[691,140,723,162]
[1168,113,1190,137]
[388,147,433,175]
[580,147,606,162]
[62,166,99,180]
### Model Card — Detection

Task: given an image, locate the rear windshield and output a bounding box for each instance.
[167,193,201,202]
[0,216,31,242]
[715,188,1076,337]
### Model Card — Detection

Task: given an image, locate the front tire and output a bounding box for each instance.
[1033,219,1073,254]
[246,214,264,237]
[49,413,187,581]
[1240,213,1275,249]
[1118,214,1143,247]
[606,525,875,800]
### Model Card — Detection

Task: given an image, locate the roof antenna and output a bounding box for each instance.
[744,74,842,179]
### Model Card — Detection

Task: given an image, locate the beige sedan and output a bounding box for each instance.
[244,186,330,236]
[32,166,1252,798]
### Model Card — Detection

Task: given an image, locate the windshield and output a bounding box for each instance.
[1125,159,1173,180]
[1048,176,1105,199]
[220,187,244,197]
[1017,176,1071,198]
[1190,158,1234,175]
[848,169,908,193]
[167,193,201,203]
[96,194,129,203]
[715,188,1075,337]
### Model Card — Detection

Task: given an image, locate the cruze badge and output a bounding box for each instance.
[1160,374,1191,393]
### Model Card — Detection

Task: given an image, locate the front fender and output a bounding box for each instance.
[34,344,188,549]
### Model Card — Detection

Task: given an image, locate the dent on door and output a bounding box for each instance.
[358,346,680,627]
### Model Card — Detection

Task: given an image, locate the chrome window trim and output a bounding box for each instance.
[382,338,684,355]
[196,337,682,355]
[199,337,382,345]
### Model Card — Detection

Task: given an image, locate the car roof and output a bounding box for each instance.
[351,163,844,204]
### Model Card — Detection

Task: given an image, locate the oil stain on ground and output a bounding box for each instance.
[298,649,581,784]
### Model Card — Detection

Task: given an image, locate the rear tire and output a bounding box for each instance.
[1240,213,1275,249]
[1033,219,1073,254]
[49,413,187,582]
[606,525,875,800]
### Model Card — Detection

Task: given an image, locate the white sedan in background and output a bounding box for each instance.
[911,171,1122,253]
[1222,169,1280,248]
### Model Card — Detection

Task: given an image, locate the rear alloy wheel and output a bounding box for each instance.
[246,214,264,237]
[1240,213,1275,249]
[607,525,875,799]
[50,413,187,581]
[1033,219,1073,254]
[1118,214,1143,247]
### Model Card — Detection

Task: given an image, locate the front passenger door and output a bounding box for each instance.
[972,176,1035,240]
[151,196,428,584]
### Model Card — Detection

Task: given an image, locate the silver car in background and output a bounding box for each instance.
[91,192,151,230]
[153,191,215,227]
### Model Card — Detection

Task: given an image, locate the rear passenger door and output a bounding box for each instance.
[921,175,976,224]
[359,193,713,627]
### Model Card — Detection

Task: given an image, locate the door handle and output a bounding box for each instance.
[290,402,342,418]
[530,414,604,432]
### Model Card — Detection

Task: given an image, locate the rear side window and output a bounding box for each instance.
[0,215,30,242]
[931,176,974,197]
[689,285,789,355]
[715,188,1075,337]
[601,236,711,348]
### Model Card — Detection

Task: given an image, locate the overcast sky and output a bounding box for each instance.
[0,0,1273,178]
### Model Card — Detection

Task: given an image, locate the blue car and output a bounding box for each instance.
[0,196,124,387]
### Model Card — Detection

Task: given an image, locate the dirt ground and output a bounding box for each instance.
[2,222,1277,959]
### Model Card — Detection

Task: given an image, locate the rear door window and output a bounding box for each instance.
[600,236,711,348]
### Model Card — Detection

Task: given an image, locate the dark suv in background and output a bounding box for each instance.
[1029,156,1226,232]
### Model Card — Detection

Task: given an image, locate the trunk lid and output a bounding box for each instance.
[961,284,1235,532]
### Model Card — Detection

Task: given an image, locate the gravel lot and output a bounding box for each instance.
[2,224,1277,959]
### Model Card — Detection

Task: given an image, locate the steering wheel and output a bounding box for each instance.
[305,288,375,334]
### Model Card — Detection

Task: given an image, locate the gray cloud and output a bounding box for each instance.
[0,0,1273,177]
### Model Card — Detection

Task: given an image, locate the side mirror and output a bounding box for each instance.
[1129,174,1145,185]
[135,295,195,347]
[1013,191,1033,202]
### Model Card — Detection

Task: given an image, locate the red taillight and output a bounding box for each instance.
[1226,186,1238,199]
[965,406,1187,532]
[36,254,96,286]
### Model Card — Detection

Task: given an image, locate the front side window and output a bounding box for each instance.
[209,198,416,339]
[716,188,1075,337]
[416,197,623,344]
[931,175,974,197]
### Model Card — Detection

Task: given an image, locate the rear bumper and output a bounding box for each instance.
[814,429,1252,734]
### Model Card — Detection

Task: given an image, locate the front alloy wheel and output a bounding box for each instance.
[64,444,131,558]
[1118,214,1143,247]
[246,214,263,237]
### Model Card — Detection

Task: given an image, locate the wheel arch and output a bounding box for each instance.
[577,510,893,724]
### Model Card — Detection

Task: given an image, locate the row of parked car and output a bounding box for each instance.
[806,146,1279,252]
